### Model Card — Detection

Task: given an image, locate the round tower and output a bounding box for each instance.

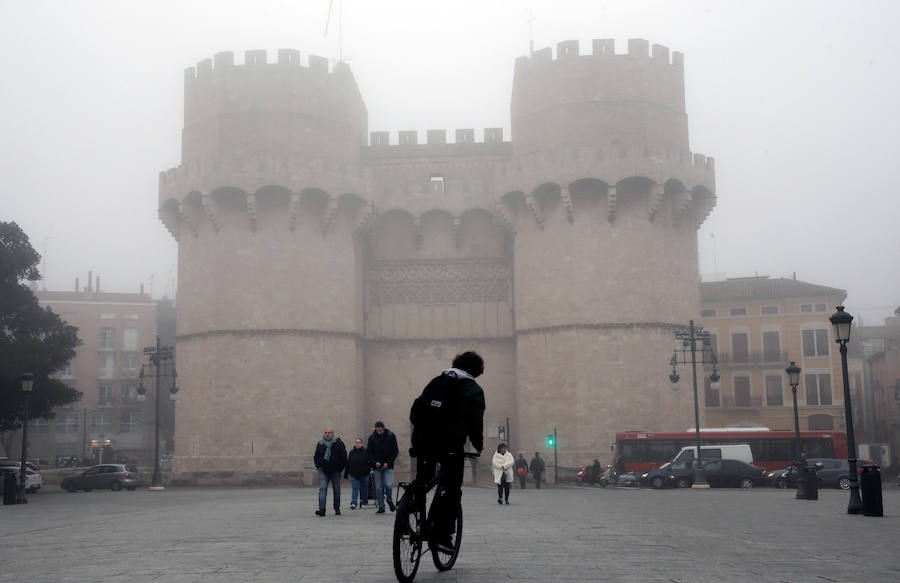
[503,39,717,466]
[159,49,371,471]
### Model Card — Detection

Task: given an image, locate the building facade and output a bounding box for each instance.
[158,40,717,472]
[32,284,159,464]
[858,311,900,466]
[699,276,863,433]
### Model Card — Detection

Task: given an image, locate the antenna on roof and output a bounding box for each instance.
[324,0,343,63]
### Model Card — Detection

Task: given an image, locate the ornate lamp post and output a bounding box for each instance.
[669,321,720,488]
[829,305,862,514]
[137,335,177,491]
[16,372,34,504]
[785,361,806,499]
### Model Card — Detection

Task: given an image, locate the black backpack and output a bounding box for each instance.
[410,373,465,455]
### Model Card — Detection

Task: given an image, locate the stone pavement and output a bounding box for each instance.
[1,484,898,582]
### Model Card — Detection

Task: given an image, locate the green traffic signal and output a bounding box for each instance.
[546,434,554,446]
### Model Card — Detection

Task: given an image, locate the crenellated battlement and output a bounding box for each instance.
[184,48,336,83]
[514,38,683,70]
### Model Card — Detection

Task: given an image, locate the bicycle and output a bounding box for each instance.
[392,452,479,582]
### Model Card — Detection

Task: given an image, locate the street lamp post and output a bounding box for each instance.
[785,361,806,499]
[829,305,862,514]
[16,372,34,504]
[669,321,720,488]
[137,335,177,491]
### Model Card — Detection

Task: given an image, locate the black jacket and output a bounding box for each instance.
[514,457,529,472]
[314,439,347,475]
[367,429,399,469]
[530,456,546,473]
[344,447,371,479]
[410,372,486,455]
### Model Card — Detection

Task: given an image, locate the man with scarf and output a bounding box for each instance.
[313,427,347,516]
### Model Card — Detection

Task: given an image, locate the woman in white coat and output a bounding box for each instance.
[492,443,515,505]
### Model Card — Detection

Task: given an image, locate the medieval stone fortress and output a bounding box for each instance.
[158,38,717,473]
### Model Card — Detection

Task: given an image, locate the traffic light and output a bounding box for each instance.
[546,434,554,447]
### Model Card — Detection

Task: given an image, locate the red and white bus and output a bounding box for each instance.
[614,428,849,472]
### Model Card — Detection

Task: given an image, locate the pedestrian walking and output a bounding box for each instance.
[313,427,347,516]
[514,453,529,489]
[367,420,399,514]
[530,451,546,489]
[492,443,514,504]
[343,437,370,509]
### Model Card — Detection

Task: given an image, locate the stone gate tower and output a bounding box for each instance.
[159,40,716,473]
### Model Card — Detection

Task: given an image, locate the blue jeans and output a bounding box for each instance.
[372,467,394,510]
[317,470,342,510]
[349,475,369,506]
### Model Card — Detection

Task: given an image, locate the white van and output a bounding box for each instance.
[672,444,753,465]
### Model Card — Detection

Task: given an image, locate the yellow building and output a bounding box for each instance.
[700,276,862,432]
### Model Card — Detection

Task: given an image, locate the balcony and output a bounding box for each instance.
[719,396,763,410]
[716,351,789,367]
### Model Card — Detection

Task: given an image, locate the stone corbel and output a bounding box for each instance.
[491,203,516,237]
[246,194,257,231]
[607,185,617,223]
[321,198,338,234]
[648,184,664,222]
[561,186,575,223]
[673,189,693,226]
[353,203,376,239]
[525,193,544,229]
[288,193,300,231]
[201,194,219,232]
[413,217,423,249]
[178,202,197,237]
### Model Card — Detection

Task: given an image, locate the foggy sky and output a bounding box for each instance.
[2,0,898,324]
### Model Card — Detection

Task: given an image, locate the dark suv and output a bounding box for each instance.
[61,464,141,492]
[807,458,872,489]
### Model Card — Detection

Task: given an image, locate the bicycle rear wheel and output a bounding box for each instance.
[431,503,463,571]
[393,495,422,582]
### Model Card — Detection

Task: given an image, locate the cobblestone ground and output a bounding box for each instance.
[1,484,898,582]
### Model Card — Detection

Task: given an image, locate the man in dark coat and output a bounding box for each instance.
[313,427,347,516]
[410,351,486,553]
[530,451,546,489]
[367,421,399,513]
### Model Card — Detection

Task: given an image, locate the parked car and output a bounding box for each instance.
[0,466,41,493]
[61,464,141,492]
[806,458,873,490]
[640,461,697,489]
[644,459,766,489]
[765,465,798,488]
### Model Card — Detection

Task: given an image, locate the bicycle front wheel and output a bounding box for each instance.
[393,495,422,582]
[431,503,463,571]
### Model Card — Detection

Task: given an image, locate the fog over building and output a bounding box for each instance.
[158,39,717,472]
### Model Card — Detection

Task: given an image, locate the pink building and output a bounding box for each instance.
[33,284,158,463]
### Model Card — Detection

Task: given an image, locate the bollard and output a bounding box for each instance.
[804,462,819,500]
[859,464,883,517]
[2,472,17,505]
[793,463,806,500]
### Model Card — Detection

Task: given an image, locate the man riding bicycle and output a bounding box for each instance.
[409,351,486,553]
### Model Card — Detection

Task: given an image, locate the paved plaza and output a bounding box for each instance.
[1,484,898,582]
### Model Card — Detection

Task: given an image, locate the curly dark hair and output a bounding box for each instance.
[451,351,484,378]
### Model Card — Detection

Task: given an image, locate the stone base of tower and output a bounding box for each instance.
[515,324,704,469]
[173,331,363,472]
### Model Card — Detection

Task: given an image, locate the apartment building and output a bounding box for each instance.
[699,276,863,433]
[32,283,158,463]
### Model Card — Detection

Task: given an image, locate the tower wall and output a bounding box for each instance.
[506,39,714,467]
[161,51,369,471]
